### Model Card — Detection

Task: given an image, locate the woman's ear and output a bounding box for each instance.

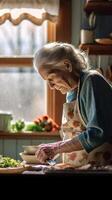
[64,59,72,72]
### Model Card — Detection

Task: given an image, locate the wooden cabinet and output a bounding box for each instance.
[80,1,112,55]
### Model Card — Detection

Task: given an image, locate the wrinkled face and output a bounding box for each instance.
[38,62,78,94]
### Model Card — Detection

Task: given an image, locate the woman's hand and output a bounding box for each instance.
[35,143,59,164]
[35,137,83,164]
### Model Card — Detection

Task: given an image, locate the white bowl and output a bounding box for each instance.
[22,145,38,155]
[20,152,40,164]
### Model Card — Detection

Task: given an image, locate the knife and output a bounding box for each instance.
[46,154,60,166]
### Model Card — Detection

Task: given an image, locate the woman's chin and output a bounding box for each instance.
[56,87,70,94]
[60,89,68,94]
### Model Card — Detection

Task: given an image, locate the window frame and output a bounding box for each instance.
[47,0,72,126]
[0,0,71,136]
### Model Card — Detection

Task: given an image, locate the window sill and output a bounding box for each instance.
[0,131,61,139]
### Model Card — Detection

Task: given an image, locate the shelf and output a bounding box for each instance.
[0,131,61,139]
[84,1,112,15]
[79,44,112,55]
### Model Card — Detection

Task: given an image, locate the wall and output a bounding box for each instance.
[71,0,112,70]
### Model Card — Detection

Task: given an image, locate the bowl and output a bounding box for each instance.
[22,145,38,155]
[95,38,112,45]
[19,152,40,164]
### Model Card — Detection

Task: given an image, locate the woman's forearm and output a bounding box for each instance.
[55,136,83,154]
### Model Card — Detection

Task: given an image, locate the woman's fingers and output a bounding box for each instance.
[35,147,48,163]
[35,143,58,163]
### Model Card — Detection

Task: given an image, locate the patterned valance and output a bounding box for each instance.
[0,0,59,25]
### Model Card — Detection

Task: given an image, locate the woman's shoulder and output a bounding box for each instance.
[81,69,111,85]
[82,69,103,80]
[81,69,112,97]
[80,70,100,88]
[80,69,112,95]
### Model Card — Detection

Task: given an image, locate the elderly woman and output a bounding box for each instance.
[33,42,112,167]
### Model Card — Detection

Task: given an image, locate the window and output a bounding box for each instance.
[0,20,47,56]
[0,20,47,121]
[0,67,45,121]
[0,0,71,129]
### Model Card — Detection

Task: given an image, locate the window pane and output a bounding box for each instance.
[0,20,47,56]
[0,20,47,121]
[0,67,46,121]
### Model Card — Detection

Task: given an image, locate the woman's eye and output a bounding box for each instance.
[48,73,56,79]
[47,78,52,83]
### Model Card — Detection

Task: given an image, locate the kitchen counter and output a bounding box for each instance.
[0,164,112,177]
[21,164,112,176]
[0,166,112,186]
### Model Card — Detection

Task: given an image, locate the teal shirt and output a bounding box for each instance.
[67,70,112,153]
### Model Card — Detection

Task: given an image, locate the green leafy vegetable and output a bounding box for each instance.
[10,118,54,133]
[0,156,21,168]
[24,122,44,132]
[10,119,25,132]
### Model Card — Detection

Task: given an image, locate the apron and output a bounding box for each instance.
[60,87,112,167]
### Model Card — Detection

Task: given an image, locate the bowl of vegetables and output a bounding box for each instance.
[0,155,27,174]
[0,155,21,168]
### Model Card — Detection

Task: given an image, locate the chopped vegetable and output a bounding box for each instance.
[0,156,21,168]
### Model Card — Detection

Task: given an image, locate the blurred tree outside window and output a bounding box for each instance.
[0,20,48,121]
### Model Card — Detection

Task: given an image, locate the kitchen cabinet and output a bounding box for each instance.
[80,0,112,55]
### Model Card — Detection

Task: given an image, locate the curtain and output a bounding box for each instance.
[0,0,59,25]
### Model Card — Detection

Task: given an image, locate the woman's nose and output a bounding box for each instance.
[48,81,55,89]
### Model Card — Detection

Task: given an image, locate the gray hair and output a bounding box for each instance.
[33,42,90,73]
